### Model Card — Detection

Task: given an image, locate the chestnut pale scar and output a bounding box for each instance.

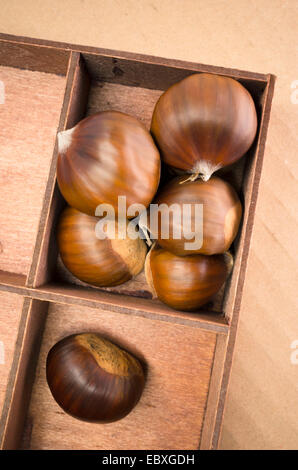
[144,245,157,298]
[75,333,143,377]
[111,235,148,277]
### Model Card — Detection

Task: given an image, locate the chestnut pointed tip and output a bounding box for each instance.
[57,127,75,154]
[200,173,211,182]
[192,160,222,182]
[136,213,153,247]
[144,244,158,299]
[179,161,222,184]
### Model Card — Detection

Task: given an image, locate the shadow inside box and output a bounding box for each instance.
[55,254,153,299]
[54,254,227,315]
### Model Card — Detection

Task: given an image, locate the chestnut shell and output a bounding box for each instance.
[151,73,257,180]
[146,245,230,311]
[150,176,242,256]
[46,333,145,423]
[57,111,161,216]
[57,206,147,287]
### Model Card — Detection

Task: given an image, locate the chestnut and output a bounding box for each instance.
[57,206,147,287]
[151,73,257,182]
[57,111,161,216]
[145,244,232,311]
[46,333,145,423]
[149,175,242,256]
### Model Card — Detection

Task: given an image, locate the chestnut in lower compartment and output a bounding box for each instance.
[46,333,145,423]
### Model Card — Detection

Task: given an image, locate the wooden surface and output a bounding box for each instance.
[0,66,66,275]
[0,292,24,415]
[24,301,217,450]
[0,0,296,449]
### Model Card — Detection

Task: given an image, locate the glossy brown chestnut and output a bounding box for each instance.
[46,333,145,423]
[145,244,231,311]
[57,206,147,287]
[57,111,161,216]
[149,175,242,256]
[151,73,257,182]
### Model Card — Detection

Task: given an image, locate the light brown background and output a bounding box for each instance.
[0,0,297,449]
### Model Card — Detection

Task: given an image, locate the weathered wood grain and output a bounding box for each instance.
[0,66,66,275]
[0,38,69,75]
[86,80,162,127]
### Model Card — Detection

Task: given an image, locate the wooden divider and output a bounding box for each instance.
[0,298,48,449]
[27,52,90,288]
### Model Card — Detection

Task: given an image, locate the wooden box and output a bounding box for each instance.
[0,33,275,450]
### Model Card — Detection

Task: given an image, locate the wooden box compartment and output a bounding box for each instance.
[0,42,69,283]
[17,300,222,450]
[0,292,28,416]
[0,34,275,450]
